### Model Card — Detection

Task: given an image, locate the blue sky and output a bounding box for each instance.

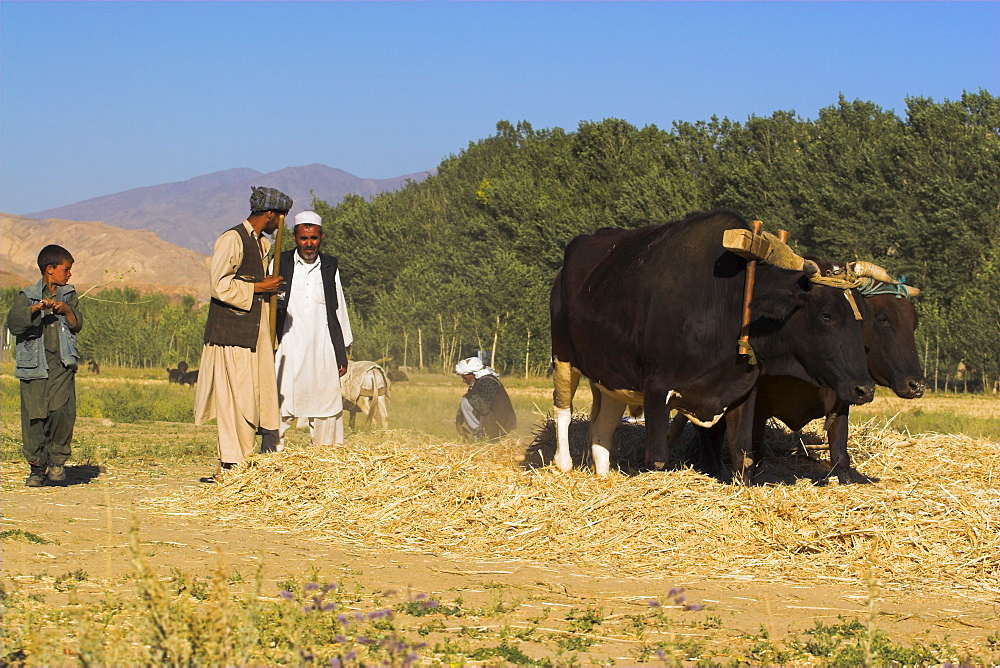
[2,1,997,214]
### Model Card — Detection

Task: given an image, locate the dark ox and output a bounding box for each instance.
[693,260,925,483]
[550,210,876,484]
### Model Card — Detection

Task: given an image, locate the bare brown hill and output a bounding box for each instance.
[1,214,210,300]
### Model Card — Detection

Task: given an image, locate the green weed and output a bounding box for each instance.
[470,640,544,665]
[796,616,944,666]
[1,529,55,544]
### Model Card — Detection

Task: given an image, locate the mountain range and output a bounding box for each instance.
[25,164,433,255]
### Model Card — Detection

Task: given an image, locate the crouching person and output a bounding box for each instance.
[454,357,516,441]
[6,245,83,487]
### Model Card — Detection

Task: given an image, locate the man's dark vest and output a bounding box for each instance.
[274,250,349,369]
[203,224,265,350]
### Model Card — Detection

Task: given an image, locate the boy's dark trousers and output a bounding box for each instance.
[21,391,75,469]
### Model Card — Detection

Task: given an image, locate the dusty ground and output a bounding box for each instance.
[4,450,998,664]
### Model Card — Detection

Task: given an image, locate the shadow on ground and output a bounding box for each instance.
[44,464,102,487]
[522,416,853,485]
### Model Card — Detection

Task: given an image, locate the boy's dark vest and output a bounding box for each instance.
[203,224,265,351]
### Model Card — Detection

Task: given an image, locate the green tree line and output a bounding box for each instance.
[314,90,998,390]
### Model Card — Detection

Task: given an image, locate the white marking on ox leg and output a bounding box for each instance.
[554,406,574,472]
[593,445,611,476]
[591,391,626,475]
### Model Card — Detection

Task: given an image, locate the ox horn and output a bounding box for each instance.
[760,231,820,276]
[851,261,921,297]
[722,228,819,275]
[851,261,897,284]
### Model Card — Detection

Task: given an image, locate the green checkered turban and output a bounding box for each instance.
[249,186,293,213]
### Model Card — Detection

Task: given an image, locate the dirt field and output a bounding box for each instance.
[4,413,999,665]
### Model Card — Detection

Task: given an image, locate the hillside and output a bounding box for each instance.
[1,214,211,300]
[24,164,433,254]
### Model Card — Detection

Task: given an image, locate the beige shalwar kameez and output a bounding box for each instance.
[193,221,280,463]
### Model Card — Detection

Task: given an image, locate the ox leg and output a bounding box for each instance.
[552,359,580,472]
[590,389,625,475]
[723,391,757,485]
[642,392,672,471]
[646,411,687,470]
[826,404,866,484]
[695,422,726,478]
[586,380,602,453]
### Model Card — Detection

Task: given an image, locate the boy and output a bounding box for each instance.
[6,245,83,486]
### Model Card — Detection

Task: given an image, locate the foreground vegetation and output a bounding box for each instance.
[6,548,991,667]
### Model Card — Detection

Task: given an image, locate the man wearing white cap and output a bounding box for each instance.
[273,211,353,448]
[454,357,516,440]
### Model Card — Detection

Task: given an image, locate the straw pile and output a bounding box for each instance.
[149,419,1000,597]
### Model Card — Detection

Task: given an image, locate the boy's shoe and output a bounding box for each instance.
[47,465,66,482]
[25,467,46,487]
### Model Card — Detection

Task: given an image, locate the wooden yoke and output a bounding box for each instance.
[737,220,764,357]
[268,216,285,350]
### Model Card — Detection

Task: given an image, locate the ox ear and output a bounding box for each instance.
[749,289,802,322]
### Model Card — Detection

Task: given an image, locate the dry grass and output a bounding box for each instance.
[144,416,1000,603]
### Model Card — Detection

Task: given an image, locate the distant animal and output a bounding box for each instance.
[341,361,390,429]
[550,209,874,483]
[167,361,197,385]
[682,259,925,483]
[87,359,100,374]
[387,369,409,383]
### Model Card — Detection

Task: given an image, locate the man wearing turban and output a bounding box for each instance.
[454,356,516,440]
[194,186,291,480]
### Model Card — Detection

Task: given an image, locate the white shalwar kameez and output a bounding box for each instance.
[274,252,353,447]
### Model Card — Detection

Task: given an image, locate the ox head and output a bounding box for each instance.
[750,276,875,406]
[849,262,927,399]
[724,230,874,406]
[748,237,876,406]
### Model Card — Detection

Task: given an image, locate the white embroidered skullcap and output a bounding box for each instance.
[454,357,484,375]
[294,211,322,226]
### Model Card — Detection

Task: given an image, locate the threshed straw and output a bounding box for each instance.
[147,418,1000,598]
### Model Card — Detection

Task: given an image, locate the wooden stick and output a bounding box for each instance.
[739,220,764,355]
[269,215,285,349]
